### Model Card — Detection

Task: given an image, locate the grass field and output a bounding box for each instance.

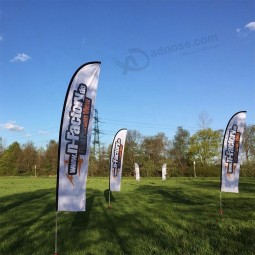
[0,177,255,255]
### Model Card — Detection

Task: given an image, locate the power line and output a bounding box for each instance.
[100,117,200,130]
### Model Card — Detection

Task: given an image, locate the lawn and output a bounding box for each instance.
[0,177,254,255]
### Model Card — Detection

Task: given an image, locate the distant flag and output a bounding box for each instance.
[109,129,127,191]
[221,111,246,193]
[135,163,140,181]
[56,62,101,211]
[162,163,167,181]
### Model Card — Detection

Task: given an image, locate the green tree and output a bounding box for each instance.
[0,137,6,158]
[97,145,110,177]
[0,142,22,175]
[89,145,110,177]
[169,126,190,172]
[189,128,222,166]
[141,133,168,177]
[242,124,255,163]
[35,147,46,176]
[20,141,38,175]
[88,146,97,177]
[241,124,255,177]
[42,140,58,175]
[123,130,143,176]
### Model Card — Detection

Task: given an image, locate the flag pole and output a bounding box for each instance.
[219,191,222,215]
[54,211,59,255]
[108,189,111,208]
[108,158,111,208]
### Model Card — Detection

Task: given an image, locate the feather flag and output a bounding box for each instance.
[135,163,140,181]
[162,163,167,181]
[221,111,246,193]
[56,62,101,211]
[109,129,127,191]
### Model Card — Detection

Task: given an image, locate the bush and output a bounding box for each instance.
[240,163,255,177]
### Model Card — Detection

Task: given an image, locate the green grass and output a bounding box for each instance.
[0,177,255,255]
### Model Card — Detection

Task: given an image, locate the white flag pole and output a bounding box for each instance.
[219,191,222,215]
[108,158,111,208]
[54,211,59,255]
[108,187,111,208]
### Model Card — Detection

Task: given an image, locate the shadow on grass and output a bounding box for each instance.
[1,179,255,255]
[0,188,56,254]
[136,183,216,206]
[70,195,95,229]
[185,177,255,194]
[239,178,255,193]
[130,183,255,254]
[0,188,99,254]
[103,189,115,204]
[180,177,220,190]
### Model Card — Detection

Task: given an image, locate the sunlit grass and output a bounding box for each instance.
[0,177,254,254]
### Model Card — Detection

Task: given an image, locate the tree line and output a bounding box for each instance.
[0,125,254,177]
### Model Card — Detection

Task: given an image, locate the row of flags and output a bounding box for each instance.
[134,163,167,182]
[56,62,247,212]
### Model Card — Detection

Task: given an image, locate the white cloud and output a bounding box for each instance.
[10,53,31,63]
[236,21,255,37]
[0,121,24,132]
[245,21,255,31]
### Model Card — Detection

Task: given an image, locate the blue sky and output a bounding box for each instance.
[0,0,255,148]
